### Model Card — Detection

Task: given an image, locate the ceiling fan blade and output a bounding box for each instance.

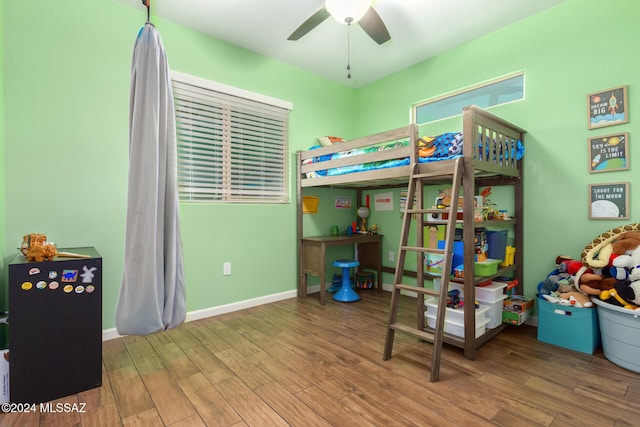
[287,8,331,41]
[358,7,391,45]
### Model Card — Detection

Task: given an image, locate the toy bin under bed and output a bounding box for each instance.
[592,297,640,374]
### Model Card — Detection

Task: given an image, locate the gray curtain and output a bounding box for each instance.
[115,22,186,335]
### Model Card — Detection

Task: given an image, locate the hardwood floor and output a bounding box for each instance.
[1,290,639,426]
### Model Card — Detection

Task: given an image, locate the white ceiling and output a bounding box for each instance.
[117,0,565,87]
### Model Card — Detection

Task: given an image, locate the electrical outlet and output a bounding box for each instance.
[388,251,394,262]
[223,262,231,276]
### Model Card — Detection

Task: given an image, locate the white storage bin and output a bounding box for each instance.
[477,294,508,329]
[449,281,507,301]
[425,298,489,328]
[426,313,489,339]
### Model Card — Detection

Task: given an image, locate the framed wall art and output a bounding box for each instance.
[334,196,352,209]
[588,132,629,173]
[587,86,628,129]
[589,182,629,219]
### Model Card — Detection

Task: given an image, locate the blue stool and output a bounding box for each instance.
[332,259,360,302]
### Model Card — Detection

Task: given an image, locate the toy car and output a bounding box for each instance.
[447,289,461,309]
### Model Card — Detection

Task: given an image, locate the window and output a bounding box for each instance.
[413,73,524,125]
[171,71,292,203]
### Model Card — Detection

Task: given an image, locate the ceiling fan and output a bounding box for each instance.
[288,0,391,45]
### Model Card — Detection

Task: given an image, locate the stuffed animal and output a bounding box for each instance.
[581,224,640,269]
[316,136,343,147]
[26,242,58,262]
[559,291,593,308]
[555,256,615,295]
[600,282,640,310]
[540,271,574,294]
[557,258,584,276]
[575,269,617,296]
[612,245,640,279]
[22,233,58,262]
[629,266,640,282]
[611,232,640,253]
[618,280,640,306]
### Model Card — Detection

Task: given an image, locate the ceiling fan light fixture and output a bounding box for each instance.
[326,0,372,24]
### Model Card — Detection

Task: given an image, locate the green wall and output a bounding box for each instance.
[2,0,353,330]
[2,0,638,332]
[354,0,640,296]
[0,0,6,312]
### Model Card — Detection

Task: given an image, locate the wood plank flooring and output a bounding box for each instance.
[1,290,639,426]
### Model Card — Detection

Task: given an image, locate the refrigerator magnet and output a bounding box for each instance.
[61,270,78,283]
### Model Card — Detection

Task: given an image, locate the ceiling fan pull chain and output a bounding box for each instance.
[346,19,352,79]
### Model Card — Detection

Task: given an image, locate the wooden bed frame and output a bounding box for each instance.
[296,105,526,358]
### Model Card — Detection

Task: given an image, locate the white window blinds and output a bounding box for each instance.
[171,71,292,203]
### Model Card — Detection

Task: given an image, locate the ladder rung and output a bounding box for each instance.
[405,209,460,216]
[413,171,455,180]
[390,323,435,342]
[425,208,459,214]
[400,246,445,254]
[421,220,463,225]
[395,284,440,297]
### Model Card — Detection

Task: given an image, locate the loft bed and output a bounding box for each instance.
[298,105,523,189]
[296,105,525,359]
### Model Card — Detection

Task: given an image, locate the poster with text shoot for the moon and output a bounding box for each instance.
[588,86,628,129]
[589,182,629,220]
[589,133,629,173]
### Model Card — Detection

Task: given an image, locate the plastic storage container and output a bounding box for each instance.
[592,298,640,373]
[426,313,490,338]
[478,295,508,329]
[425,298,489,338]
[355,272,374,289]
[449,281,507,301]
[424,253,445,276]
[486,230,508,261]
[474,259,502,276]
[447,282,507,329]
[437,240,464,274]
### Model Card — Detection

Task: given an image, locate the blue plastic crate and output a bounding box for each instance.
[537,297,601,354]
[486,230,508,261]
[437,240,464,274]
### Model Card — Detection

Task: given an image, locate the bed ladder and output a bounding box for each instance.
[383,156,463,382]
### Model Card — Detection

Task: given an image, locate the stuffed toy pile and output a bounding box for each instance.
[537,224,640,310]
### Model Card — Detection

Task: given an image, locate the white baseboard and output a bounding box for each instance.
[102,289,298,341]
[102,283,538,341]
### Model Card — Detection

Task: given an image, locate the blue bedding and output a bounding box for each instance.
[304,132,524,178]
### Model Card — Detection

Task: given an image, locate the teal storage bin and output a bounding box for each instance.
[537,297,601,354]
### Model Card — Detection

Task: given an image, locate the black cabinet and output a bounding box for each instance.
[8,247,102,404]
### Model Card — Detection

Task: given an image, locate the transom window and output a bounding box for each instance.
[413,73,524,125]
